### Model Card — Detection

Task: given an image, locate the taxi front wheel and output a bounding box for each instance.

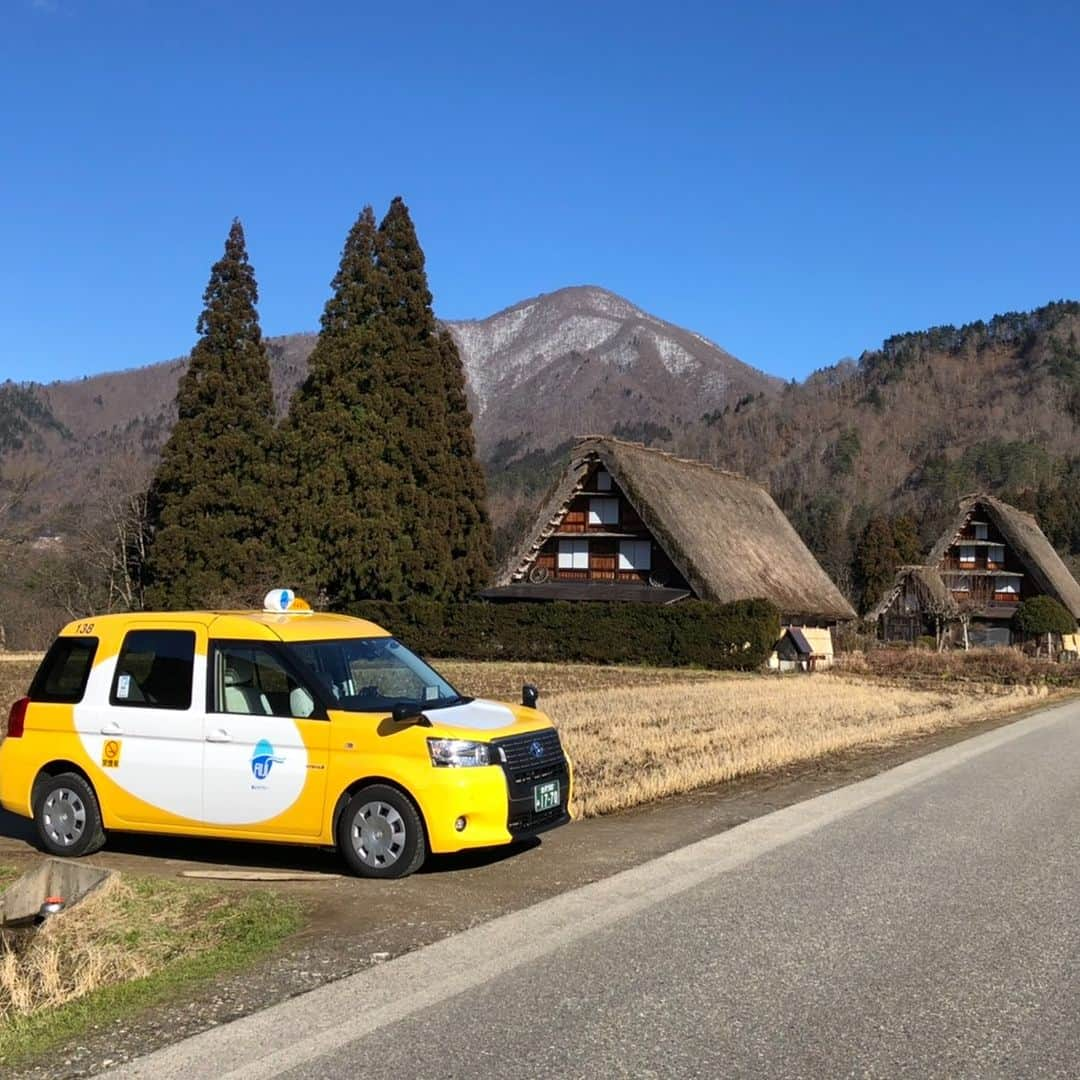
[33,772,107,858]
[337,784,427,879]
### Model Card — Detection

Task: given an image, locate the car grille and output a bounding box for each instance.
[494,729,565,778]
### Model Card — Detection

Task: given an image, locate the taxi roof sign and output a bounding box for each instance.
[263,588,313,615]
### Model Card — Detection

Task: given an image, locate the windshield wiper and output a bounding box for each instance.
[422,695,473,710]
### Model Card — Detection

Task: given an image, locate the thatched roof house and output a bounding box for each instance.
[870,494,1080,647]
[866,566,957,624]
[865,566,957,643]
[927,494,1080,619]
[481,437,855,624]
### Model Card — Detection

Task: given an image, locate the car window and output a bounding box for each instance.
[111,630,195,710]
[287,638,463,713]
[29,637,99,703]
[212,644,319,719]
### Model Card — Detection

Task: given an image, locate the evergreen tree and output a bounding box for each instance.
[284,197,492,604]
[891,513,923,565]
[1014,595,1077,636]
[853,516,900,613]
[282,208,407,603]
[1014,595,1077,657]
[852,513,924,613]
[375,197,493,598]
[142,220,278,608]
[436,329,495,593]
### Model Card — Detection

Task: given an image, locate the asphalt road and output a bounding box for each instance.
[114,697,1080,1079]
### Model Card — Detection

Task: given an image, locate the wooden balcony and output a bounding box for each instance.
[949,588,1022,608]
[940,564,1023,577]
[547,568,650,583]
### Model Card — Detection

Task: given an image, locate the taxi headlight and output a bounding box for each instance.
[427,738,491,768]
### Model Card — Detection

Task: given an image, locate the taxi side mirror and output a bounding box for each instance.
[522,684,539,709]
[391,703,429,726]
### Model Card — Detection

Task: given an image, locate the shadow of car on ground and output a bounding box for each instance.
[0,808,540,878]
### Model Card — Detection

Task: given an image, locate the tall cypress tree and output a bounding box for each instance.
[142,220,278,608]
[376,197,493,598]
[282,208,407,603]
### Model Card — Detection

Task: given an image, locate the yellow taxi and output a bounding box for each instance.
[0,590,571,878]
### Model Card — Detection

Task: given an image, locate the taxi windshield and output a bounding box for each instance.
[285,637,466,713]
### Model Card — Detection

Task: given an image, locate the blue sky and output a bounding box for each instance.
[3,0,1079,384]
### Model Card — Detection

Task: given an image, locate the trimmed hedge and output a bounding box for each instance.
[345,598,781,670]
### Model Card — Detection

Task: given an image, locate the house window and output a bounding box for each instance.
[952,575,970,593]
[557,539,589,570]
[995,576,1020,598]
[595,470,612,492]
[588,498,619,526]
[988,544,1005,565]
[618,540,652,571]
[958,545,976,566]
[973,523,988,540]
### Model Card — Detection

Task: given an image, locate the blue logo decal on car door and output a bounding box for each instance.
[251,738,285,781]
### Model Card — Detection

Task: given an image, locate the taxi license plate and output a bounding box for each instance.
[533,780,560,813]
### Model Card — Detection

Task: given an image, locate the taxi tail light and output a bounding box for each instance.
[6,698,28,739]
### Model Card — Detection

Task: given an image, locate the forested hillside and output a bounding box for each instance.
[682,301,1080,597]
[2,297,1078,646]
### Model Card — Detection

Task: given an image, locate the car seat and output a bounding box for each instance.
[289,685,316,718]
[223,656,272,715]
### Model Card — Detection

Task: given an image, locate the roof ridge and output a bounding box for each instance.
[574,435,764,489]
[959,491,1039,525]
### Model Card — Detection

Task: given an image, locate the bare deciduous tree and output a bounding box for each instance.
[38,458,153,618]
[0,468,37,650]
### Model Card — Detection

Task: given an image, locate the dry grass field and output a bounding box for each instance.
[1,655,1057,820]
[438,661,1051,816]
[554,676,1044,816]
[837,647,1080,686]
[440,661,1054,816]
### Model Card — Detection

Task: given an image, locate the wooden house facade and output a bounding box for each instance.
[514,462,689,598]
[869,494,1080,648]
[481,437,856,627]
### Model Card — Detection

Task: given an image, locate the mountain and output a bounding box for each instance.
[448,286,779,455]
[0,287,777,537]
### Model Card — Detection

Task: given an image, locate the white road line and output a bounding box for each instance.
[109,697,1078,1079]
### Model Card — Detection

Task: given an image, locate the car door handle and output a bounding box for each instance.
[206,729,232,743]
[100,722,122,735]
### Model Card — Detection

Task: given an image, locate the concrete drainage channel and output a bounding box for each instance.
[0,859,113,947]
[0,861,330,956]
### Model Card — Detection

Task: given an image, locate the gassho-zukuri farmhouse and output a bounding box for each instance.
[480,437,856,666]
[868,493,1080,650]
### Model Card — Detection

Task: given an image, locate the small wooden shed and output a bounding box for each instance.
[769,626,834,672]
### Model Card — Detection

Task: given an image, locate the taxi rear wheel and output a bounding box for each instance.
[33,772,106,858]
[337,784,426,879]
